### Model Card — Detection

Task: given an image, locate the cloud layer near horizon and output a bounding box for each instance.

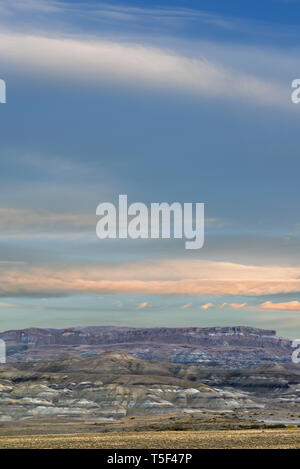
[1,259,300,298]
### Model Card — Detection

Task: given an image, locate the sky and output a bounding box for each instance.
[1,0,300,337]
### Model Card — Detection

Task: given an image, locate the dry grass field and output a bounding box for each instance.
[0,429,300,449]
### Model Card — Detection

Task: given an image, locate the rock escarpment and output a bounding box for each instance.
[0,326,292,366]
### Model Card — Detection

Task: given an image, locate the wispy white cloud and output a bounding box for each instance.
[0,0,242,30]
[0,32,289,108]
[219,302,246,309]
[0,0,294,109]
[1,0,296,45]
[0,0,61,15]
[0,207,95,233]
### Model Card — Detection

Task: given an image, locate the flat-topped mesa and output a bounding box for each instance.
[199,326,277,336]
[0,325,285,348]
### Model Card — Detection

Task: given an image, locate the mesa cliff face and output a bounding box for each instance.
[0,325,285,346]
[0,326,292,366]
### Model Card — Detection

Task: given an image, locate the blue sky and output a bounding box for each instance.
[1,0,300,337]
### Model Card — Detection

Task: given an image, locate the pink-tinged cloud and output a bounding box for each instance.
[259,301,300,311]
[218,302,246,309]
[181,303,192,309]
[228,303,246,309]
[201,302,214,310]
[137,302,150,309]
[1,260,300,297]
